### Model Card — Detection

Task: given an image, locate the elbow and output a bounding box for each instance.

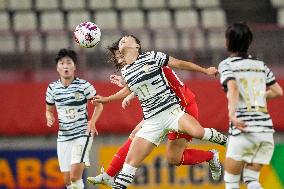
[275,84,283,98]
[94,102,104,110]
[274,83,283,98]
[171,61,182,69]
[98,103,104,110]
[277,88,283,97]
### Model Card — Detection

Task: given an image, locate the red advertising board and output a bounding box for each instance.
[0,79,283,135]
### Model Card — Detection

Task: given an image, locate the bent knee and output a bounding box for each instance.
[129,132,136,139]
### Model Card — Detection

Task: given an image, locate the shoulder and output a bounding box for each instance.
[154,51,167,57]
[219,57,232,67]
[141,51,164,57]
[75,77,87,84]
[74,78,89,86]
[139,51,155,58]
[152,51,168,63]
[245,58,266,71]
[47,80,58,90]
[218,58,232,71]
[143,51,155,55]
[76,78,94,88]
[253,59,265,67]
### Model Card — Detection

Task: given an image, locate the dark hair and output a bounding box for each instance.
[107,35,141,70]
[225,23,253,58]
[55,48,78,64]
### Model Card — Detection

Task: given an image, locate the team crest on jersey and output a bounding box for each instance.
[142,64,150,73]
[74,92,81,100]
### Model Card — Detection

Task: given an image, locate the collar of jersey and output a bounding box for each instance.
[58,77,77,88]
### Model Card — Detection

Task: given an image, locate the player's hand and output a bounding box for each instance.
[88,122,99,136]
[92,95,110,104]
[230,115,247,132]
[206,67,218,76]
[110,75,126,87]
[122,96,132,109]
[46,115,55,127]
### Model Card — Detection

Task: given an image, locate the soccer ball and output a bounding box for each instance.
[74,21,101,48]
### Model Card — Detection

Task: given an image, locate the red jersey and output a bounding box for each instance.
[163,66,198,141]
[162,66,196,107]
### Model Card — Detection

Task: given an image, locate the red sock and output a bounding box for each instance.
[179,149,213,165]
[106,138,132,177]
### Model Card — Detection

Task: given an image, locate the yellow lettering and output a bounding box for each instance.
[17,158,42,188]
[0,159,16,188]
[44,158,64,188]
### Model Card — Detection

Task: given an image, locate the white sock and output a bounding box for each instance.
[247,182,263,189]
[70,179,84,189]
[202,128,213,140]
[121,163,137,173]
[202,128,227,146]
[112,163,137,189]
[243,169,263,189]
[224,171,240,189]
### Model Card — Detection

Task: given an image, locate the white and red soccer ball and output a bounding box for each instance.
[74,21,101,48]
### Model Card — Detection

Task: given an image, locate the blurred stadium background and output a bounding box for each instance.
[0,0,284,188]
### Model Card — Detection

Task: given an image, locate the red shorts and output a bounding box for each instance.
[167,100,199,141]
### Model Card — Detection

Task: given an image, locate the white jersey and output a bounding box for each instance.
[218,56,276,135]
[46,78,96,142]
[121,51,179,119]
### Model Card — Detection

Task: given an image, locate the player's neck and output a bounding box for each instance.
[60,76,75,87]
[122,48,139,65]
[230,52,248,58]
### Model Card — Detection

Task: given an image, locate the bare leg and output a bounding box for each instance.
[224,158,244,189]
[125,136,155,167]
[166,138,187,164]
[178,113,227,146]
[63,172,71,187]
[69,163,85,189]
[106,122,142,176]
[178,113,205,137]
[112,136,155,189]
[87,121,145,187]
[243,163,263,189]
[70,163,84,181]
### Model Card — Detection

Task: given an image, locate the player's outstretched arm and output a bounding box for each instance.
[46,104,55,127]
[93,86,132,104]
[168,56,218,76]
[266,82,283,99]
[88,101,103,136]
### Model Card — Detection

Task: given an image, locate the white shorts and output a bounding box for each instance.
[136,104,185,146]
[57,136,93,172]
[226,132,274,165]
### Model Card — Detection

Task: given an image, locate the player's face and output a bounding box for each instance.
[118,36,139,53]
[56,57,76,79]
[114,50,125,65]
